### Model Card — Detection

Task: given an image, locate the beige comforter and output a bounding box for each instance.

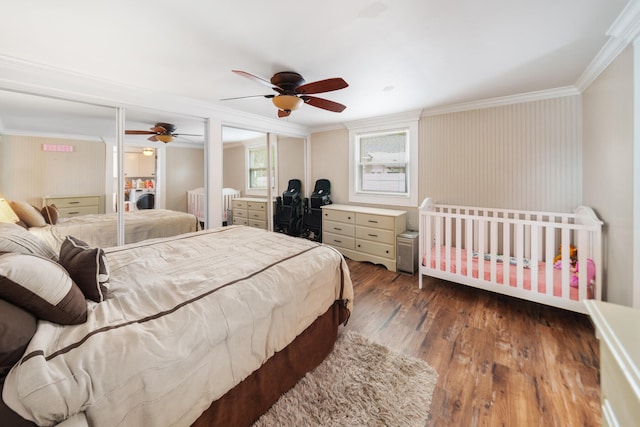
[28,209,199,252]
[3,226,353,426]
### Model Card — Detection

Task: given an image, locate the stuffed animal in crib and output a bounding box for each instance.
[569,259,596,288]
[553,245,577,264]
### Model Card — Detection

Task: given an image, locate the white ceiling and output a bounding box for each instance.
[0,0,635,136]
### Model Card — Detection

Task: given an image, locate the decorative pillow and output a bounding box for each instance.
[41,204,59,225]
[0,223,58,261]
[0,252,87,325]
[0,298,37,380]
[8,201,46,228]
[59,236,109,302]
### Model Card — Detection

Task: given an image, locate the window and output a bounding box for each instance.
[348,112,419,207]
[357,130,408,194]
[247,144,276,192]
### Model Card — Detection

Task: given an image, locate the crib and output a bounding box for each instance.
[187,187,240,225]
[418,198,603,313]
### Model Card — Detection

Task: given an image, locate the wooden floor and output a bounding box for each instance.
[341,259,601,427]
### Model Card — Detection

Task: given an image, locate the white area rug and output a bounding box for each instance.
[253,331,438,427]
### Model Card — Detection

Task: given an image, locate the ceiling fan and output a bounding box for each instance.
[125,122,201,143]
[223,70,348,118]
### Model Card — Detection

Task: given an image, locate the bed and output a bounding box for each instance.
[0,223,353,426]
[28,209,200,253]
[418,198,603,313]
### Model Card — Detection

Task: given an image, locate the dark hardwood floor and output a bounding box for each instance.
[341,259,601,427]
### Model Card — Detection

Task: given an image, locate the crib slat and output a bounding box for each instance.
[577,229,589,302]
[530,224,539,293]
[515,223,524,289]
[490,220,498,283]
[435,215,443,272]
[560,228,571,299]
[503,221,511,286]
[466,218,473,278]
[445,215,452,273]
[545,226,555,296]
[478,219,486,281]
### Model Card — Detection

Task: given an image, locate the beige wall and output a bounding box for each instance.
[0,134,107,209]
[582,45,634,305]
[223,143,246,193]
[277,136,305,196]
[165,146,204,213]
[309,128,350,201]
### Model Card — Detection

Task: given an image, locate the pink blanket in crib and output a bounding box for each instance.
[424,246,593,301]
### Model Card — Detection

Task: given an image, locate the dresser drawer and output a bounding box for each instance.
[323,209,355,224]
[323,232,355,250]
[249,219,267,229]
[233,208,248,219]
[323,220,355,237]
[356,225,395,244]
[233,217,249,226]
[45,195,99,208]
[356,239,395,259]
[246,201,266,211]
[248,209,267,221]
[58,206,99,217]
[232,199,247,209]
[356,212,395,230]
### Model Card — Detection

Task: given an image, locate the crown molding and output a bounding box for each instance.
[421,86,579,117]
[344,110,422,130]
[0,55,310,139]
[575,0,640,92]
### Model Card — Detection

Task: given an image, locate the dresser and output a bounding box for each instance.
[322,204,406,272]
[41,195,101,218]
[231,197,271,230]
[584,300,640,427]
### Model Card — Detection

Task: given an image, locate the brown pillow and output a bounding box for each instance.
[0,299,37,379]
[0,252,87,325]
[0,223,58,261]
[41,204,59,225]
[9,201,46,228]
[59,236,109,302]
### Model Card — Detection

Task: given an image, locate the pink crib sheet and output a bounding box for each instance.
[424,246,593,301]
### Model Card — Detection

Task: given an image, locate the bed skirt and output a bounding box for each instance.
[192,300,350,427]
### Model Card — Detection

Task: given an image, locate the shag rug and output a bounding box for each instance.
[252,331,438,427]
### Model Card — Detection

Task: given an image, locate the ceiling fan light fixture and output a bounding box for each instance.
[272,95,303,112]
[156,134,174,143]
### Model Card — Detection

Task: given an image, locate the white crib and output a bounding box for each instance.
[418,198,603,313]
[187,187,240,225]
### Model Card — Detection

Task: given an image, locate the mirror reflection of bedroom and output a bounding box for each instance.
[222,126,306,231]
[0,90,205,250]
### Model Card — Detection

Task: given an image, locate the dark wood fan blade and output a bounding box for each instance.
[301,96,347,112]
[278,109,291,118]
[151,125,168,134]
[148,135,158,142]
[295,78,348,95]
[125,130,156,135]
[232,70,283,92]
[220,94,275,101]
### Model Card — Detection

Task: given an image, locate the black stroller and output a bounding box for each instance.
[274,179,304,236]
[302,179,332,242]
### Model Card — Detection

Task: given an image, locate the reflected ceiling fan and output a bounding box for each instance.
[223,70,348,118]
[125,122,201,143]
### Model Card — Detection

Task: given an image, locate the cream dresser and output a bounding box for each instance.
[231,197,271,230]
[322,204,406,272]
[584,300,640,427]
[41,195,101,218]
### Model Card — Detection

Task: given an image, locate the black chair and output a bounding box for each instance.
[302,179,332,242]
[274,179,303,236]
[136,193,155,210]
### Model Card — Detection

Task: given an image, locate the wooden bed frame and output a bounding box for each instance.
[418,198,603,313]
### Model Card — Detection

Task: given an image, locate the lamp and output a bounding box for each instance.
[142,148,154,156]
[272,95,303,112]
[156,134,174,143]
[0,198,19,224]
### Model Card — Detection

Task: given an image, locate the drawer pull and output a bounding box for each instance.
[334,239,342,243]
[69,201,80,204]
[348,216,352,220]
[368,233,378,237]
[334,227,342,231]
[357,244,361,248]
[68,211,80,215]
[368,219,378,223]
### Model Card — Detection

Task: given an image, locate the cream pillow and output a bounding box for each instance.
[9,201,46,228]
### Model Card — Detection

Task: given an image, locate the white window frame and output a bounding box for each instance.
[245,141,277,196]
[348,111,419,207]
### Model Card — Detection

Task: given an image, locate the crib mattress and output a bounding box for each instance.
[424,246,593,301]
